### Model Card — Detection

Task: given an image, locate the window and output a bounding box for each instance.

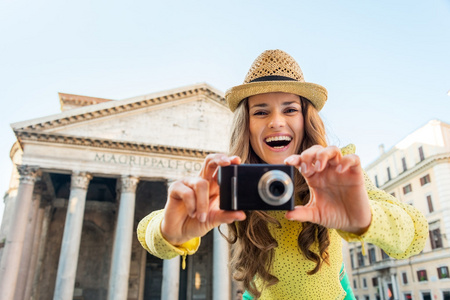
[430,228,443,249]
[403,293,412,300]
[381,249,389,260]
[420,174,431,186]
[368,248,376,264]
[362,278,367,288]
[422,292,432,300]
[372,277,378,287]
[403,184,412,194]
[375,175,379,188]
[353,279,357,289]
[417,269,428,282]
[350,252,355,269]
[390,192,396,197]
[427,195,434,213]
[402,272,408,284]
[402,157,407,172]
[443,291,450,300]
[419,146,425,161]
[358,251,365,267]
[438,266,449,279]
[387,167,391,181]
[364,296,370,300]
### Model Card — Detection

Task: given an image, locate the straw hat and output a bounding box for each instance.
[225,49,328,112]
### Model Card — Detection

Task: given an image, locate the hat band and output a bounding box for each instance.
[249,75,298,83]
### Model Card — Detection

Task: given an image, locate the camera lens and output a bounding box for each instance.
[258,170,293,206]
[269,181,285,197]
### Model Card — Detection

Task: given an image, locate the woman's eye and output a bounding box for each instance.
[285,108,299,113]
[253,111,268,116]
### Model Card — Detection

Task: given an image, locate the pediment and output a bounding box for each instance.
[12,83,233,155]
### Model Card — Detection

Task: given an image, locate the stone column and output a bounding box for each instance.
[378,276,385,300]
[213,226,230,300]
[161,256,181,299]
[159,178,180,300]
[14,183,44,300]
[24,203,46,300]
[390,273,399,300]
[107,175,139,300]
[53,171,92,300]
[30,205,52,300]
[0,165,39,300]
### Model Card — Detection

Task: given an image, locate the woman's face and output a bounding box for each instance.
[248,92,304,164]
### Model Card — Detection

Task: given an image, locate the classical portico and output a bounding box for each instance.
[0,83,237,300]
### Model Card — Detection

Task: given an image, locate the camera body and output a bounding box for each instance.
[218,164,295,211]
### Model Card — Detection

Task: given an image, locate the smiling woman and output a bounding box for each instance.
[137,49,428,300]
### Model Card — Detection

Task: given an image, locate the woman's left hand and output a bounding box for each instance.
[284,145,372,235]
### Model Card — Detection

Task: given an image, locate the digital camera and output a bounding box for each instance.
[218,164,295,211]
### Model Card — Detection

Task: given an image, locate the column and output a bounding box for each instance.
[161,256,181,299]
[0,165,39,300]
[160,178,180,300]
[107,175,139,300]
[378,276,385,300]
[30,205,52,300]
[213,226,230,300]
[53,171,92,300]
[24,203,46,300]
[391,273,399,300]
[14,183,44,300]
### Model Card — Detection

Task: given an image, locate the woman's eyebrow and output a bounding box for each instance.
[249,101,300,109]
[282,101,300,106]
[249,103,268,109]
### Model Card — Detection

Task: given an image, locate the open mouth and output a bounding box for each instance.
[265,136,292,149]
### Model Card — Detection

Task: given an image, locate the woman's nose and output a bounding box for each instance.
[268,113,286,128]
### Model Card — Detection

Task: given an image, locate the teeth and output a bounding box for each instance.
[265,136,292,143]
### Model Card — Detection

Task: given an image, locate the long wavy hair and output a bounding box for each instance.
[225,96,329,298]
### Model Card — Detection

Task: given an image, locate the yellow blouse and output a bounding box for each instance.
[136,144,428,299]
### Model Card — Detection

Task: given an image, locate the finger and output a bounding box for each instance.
[213,210,247,225]
[284,155,302,168]
[299,145,324,177]
[337,154,361,173]
[191,179,209,222]
[201,154,241,182]
[212,156,241,181]
[314,146,342,172]
[169,180,198,218]
[285,206,317,223]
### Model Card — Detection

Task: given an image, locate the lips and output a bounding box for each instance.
[264,135,292,149]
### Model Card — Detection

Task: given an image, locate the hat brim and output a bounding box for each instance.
[225,81,327,112]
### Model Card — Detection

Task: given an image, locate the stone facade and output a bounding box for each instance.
[0,83,235,300]
[345,120,450,300]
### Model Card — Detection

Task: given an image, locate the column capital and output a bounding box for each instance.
[120,175,139,193]
[17,165,39,185]
[71,171,92,190]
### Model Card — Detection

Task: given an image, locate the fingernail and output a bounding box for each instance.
[199,213,207,223]
[336,165,343,173]
[315,161,321,171]
[284,157,293,164]
[301,163,307,174]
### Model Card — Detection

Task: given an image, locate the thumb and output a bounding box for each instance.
[285,206,317,223]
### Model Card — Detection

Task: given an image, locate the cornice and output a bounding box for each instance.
[380,152,450,190]
[14,130,213,159]
[59,92,113,111]
[13,85,226,132]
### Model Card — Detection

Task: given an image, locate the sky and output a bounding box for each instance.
[1,0,450,223]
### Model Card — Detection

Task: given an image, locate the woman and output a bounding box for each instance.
[137,50,428,299]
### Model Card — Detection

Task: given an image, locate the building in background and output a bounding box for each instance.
[346,120,450,300]
[0,83,236,300]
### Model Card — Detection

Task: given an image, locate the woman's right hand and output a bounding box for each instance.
[161,154,246,246]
